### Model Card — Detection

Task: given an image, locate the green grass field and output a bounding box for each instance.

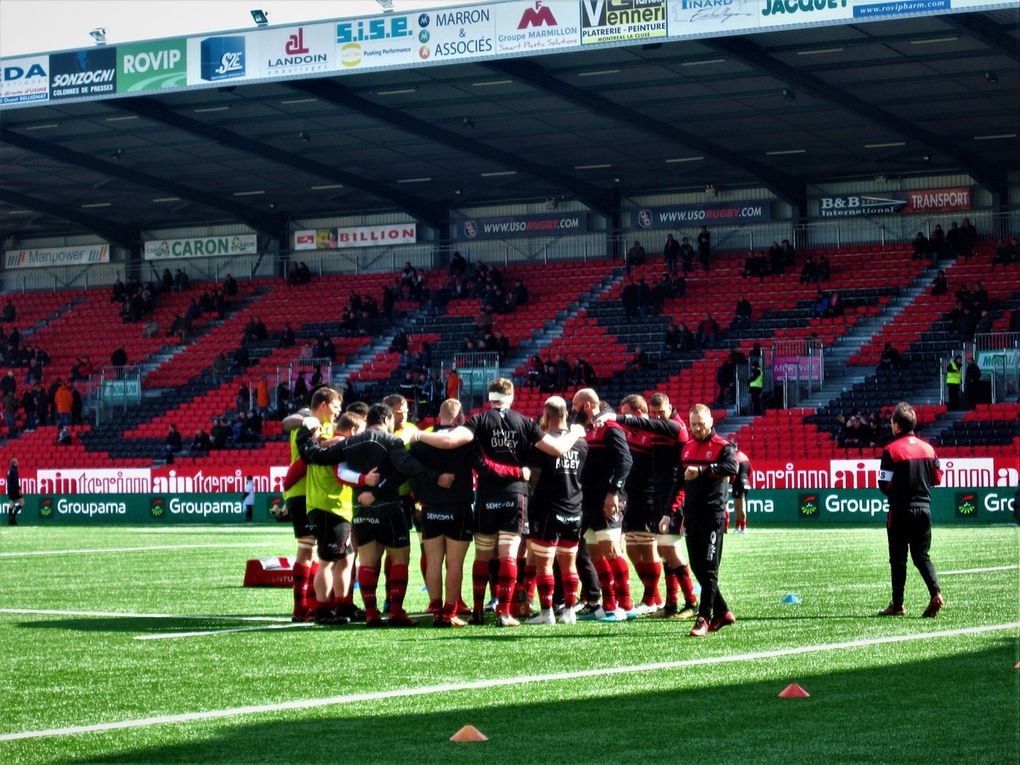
[0,525,1017,764]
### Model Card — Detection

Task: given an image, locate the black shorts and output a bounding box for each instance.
[660,512,683,537]
[421,502,472,542]
[7,492,22,502]
[582,492,624,533]
[731,480,750,499]
[622,493,657,534]
[353,501,411,549]
[287,495,312,538]
[530,507,582,546]
[476,492,528,536]
[311,510,354,562]
[399,495,420,533]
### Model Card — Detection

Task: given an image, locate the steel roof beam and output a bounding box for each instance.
[485,58,808,212]
[705,35,1008,197]
[0,188,138,249]
[113,97,444,226]
[944,12,1020,64]
[0,127,279,237]
[288,79,615,216]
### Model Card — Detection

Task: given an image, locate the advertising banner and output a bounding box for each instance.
[749,457,1018,491]
[1,55,49,105]
[336,14,417,71]
[667,0,760,37]
[631,201,771,229]
[187,33,258,85]
[581,0,668,44]
[759,0,853,27]
[853,0,950,19]
[772,355,822,382]
[6,488,1012,526]
[143,234,258,261]
[336,223,417,247]
[117,39,187,92]
[495,0,581,54]
[4,244,110,270]
[819,187,972,217]
[453,213,590,240]
[294,229,339,251]
[49,48,117,100]
[261,23,334,79]
[415,4,496,63]
[976,348,1020,375]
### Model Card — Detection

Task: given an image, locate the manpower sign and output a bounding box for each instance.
[144,234,258,260]
[4,244,110,269]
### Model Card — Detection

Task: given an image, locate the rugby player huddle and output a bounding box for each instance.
[281,376,750,637]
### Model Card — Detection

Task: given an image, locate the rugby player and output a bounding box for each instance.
[380,394,421,613]
[410,378,584,627]
[730,439,751,534]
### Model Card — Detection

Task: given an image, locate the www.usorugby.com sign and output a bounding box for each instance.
[631,201,771,228]
[453,213,589,240]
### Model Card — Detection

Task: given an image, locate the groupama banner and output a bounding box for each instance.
[13,494,283,525]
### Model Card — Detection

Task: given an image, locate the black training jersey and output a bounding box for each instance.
[582,420,632,498]
[532,428,588,516]
[410,424,475,506]
[878,434,942,513]
[463,407,543,496]
[680,431,738,520]
[616,414,689,513]
[618,421,655,507]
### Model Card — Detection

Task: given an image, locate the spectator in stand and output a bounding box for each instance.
[621,279,638,321]
[572,357,597,388]
[164,424,183,460]
[945,354,963,410]
[768,241,784,275]
[1010,308,1020,334]
[800,255,816,283]
[555,355,571,390]
[976,309,993,336]
[993,238,1014,266]
[278,323,296,349]
[679,236,695,274]
[664,322,682,354]
[733,297,752,329]
[446,367,463,400]
[627,346,649,373]
[781,238,796,266]
[190,427,211,454]
[56,425,73,446]
[492,331,510,362]
[20,389,36,431]
[1,300,15,323]
[748,361,763,415]
[960,218,978,258]
[236,382,251,413]
[946,221,963,258]
[223,273,238,297]
[971,282,989,313]
[256,376,270,419]
[111,347,128,369]
[912,232,933,261]
[965,356,982,410]
[512,280,529,308]
[930,269,948,297]
[54,381,73,427]
[662,235,679,274]
[813,290,830,319]
[111,277,126,304]
[880,343,903,371]
[211,417,230,449]
[816,254,831,282]
[627,240,647,271]
[232,344,249,372]
[716,354,735,406]
[839,411,866,450]
[174,268,190,292]
[697,226,711,271]
[540,360,557,392]
[526,356,543,388]
[448,250,467,277]
[931,224,946,258]
[742,250,768,280]
[275,380,291,419]
[697,313,720,348]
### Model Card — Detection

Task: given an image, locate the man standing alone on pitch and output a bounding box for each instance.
[877,402,944,618]
[682,405,738,637]
[6,458,23,526]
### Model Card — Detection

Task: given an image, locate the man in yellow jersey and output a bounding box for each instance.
[282,405,318,622]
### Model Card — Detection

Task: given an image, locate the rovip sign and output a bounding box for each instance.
[495,1,581,54]
[187,34,258,84]
[415,5,496,62]
[337,223,417,248]
[667,0,759,37]
[117,39,187,92]
[263,24,333,78]
[1,56,49,105]
[50,48,117,100]
[336,14,416,70]
[581,0,667,45]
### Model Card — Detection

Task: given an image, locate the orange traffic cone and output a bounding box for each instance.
[778,683,811,698]
[450,725,488,742]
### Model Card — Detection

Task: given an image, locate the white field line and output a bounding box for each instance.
[0,608,291,623]
[0,621,1016,743]
[136,623,314,640]
[0,542,280,558]
[941,564,1020,575]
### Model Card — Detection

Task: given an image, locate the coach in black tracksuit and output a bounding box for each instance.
[877,402,944,618]
[680,404,738,636]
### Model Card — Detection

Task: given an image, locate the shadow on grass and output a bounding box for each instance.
[25,641,1019,765]
[14,616,292,634]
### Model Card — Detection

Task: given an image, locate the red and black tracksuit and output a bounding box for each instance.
[878,434,943,607]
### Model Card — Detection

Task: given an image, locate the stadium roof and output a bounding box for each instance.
[1,9,1017,245]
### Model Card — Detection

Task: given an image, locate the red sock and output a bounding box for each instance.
[635,561,655,606]
[358,565,380,615]
[427,597,441,614]
[562,568,579,607]
[676,563,696,605]
[472,559,490,609]
[649,560,662,605]
[304,562,320,613]
[388,563,409,615]
[524,564,538,602]
[442,601,456,619]
[738,520,747,531]
[497,557,518,615]
[594,557,617,612]
[537,573,555,610]
[724,510,731,531]
[665,566,680,605]
[610,556,633,611]
[292,563,310,618]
